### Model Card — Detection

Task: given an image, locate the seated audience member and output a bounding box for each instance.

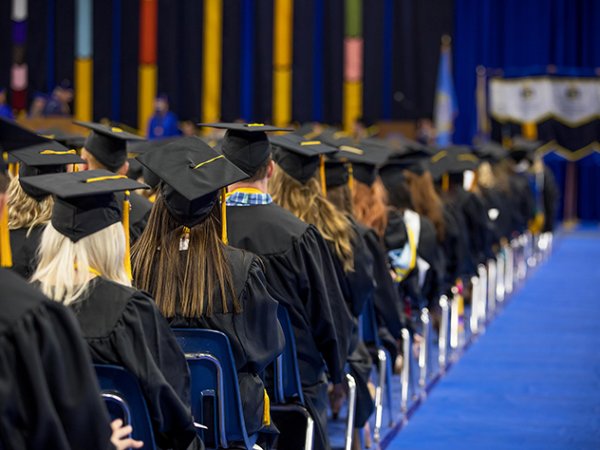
[132,137,284,442]
[26,171,201,450]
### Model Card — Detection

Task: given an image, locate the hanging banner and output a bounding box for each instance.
[489,76,600,158]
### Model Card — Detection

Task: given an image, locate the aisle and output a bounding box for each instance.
[387,225,600,450]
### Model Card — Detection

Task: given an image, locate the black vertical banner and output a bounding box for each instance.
[54,0,75,95]
[291,0,315,123]
[362,0,385,124]
[253,0,273,122]
[177,0,203,122]
[120,0,139,128]
[27,0,48,101]
[156,0,180,112]
[323,0,344,125]
[93,0,113,121]
[221,0,242,121]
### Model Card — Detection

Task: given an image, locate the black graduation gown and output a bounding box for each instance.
[9,225,44,279]
[417,216,445,309]
[226,203,353,450]
[0,269,112,450]
[69,278,197,450]
[543,166,559,232]
[168,247,285,437]
[509,172,534,235]
[360,227,405,359]
[441,205,464,291]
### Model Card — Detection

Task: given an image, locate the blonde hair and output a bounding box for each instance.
[270,165,355,272]
[352,178,389,238]
[31,222,131,305]
[7,177,53,234]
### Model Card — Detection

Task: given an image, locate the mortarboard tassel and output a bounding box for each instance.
[0,201,12,268]
[319,155,327,195]
[122,190,133,280]
[221,188,228,245]
[263,389,271,426]
[442,173,449,192]
[8,163,18,178]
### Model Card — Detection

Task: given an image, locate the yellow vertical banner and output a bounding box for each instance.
[138,64,157,133]
[522,122,538,140]
[75,58,93,121]
[273,0,293,126]
[202,0,223,126]
[343,80,362,133]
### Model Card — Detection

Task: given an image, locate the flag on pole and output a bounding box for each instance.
[434,35,458,147]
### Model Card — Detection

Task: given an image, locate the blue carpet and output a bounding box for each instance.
[387,226,600,450]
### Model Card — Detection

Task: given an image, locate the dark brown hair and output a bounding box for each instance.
[132,194,238,318]
[327,184,354,216]
[245,157,271,183]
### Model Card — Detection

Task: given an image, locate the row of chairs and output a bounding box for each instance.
[93,230,553,450]
[357,231,553,447]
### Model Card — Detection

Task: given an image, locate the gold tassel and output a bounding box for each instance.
[221,188,228,245]
[347,163,354,193]
[122,190,132,280]
[262,389,271,426]
[0,201,12,268]
[319,155,327,195]
[442,173,449,192]
[8,163,18,178]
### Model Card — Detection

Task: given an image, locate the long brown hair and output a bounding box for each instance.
[327,184,354,216]
[270,166,355,273]
[352,178,388,237]
[404,171,446,242]
[132,194,238,318]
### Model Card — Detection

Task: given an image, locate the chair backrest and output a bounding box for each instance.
[360,295,380,346]
[173,328,252,449]
[273,305,305,405]
[94,364,156,450]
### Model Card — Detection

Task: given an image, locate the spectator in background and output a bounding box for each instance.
[28,92,47,118]
[147,94,180,139]
[180,118,198,137]
[44,80,73,116]
[0,88,14,119]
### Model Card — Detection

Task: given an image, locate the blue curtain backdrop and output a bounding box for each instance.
[453,0,600,220]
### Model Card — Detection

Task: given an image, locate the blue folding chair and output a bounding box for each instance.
[270,305,314,450]
[360,296,394,442]
[94,364,157,450]
[173,328,259,450]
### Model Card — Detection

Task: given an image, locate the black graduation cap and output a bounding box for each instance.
[509,137,541,162]
[11,142,85,200]
[271,134,338,187]
[429,146,480,181]
[0,117,48,152]
[325,157,350,189]
[75,121,145,171]
[136,136,248,228]
[474,141,508,163]
[197,122,293,175]
[127,137,182,187]
[19,170,147,242]
[379,152,430,193]
[315,128,355,148]
[37,128,86,149]
[334,143,391,187]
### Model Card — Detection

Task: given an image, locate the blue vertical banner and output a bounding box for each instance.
[434,35,457,147]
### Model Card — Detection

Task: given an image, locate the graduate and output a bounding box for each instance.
[199,123,352,450]
[75,121,153,241]
[25,170,200,450]
[379,154,445,311]
[131,137,285,444]
[325,158,406,358]
[268,134,375,442]
[0,160,142,449]
[8,141,84,278]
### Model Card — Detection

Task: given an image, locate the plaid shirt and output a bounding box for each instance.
[226,190,273,207]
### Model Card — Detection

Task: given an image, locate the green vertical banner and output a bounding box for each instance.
[343,0,362,131]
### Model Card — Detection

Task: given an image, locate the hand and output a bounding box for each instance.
[110,419,144,449]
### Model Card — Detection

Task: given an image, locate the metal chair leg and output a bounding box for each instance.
[496,253,505,303]
[487,259,497,316]
[373,349,386,442]
[469,277,479,334]
[344,373,357,450]
[384,349,394,427]
[400,328,411,413]
[418,308,430,389]
[438,296,449,371]
[304,416,314,450]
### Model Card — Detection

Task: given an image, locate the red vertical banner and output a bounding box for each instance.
[138,0,157,133]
